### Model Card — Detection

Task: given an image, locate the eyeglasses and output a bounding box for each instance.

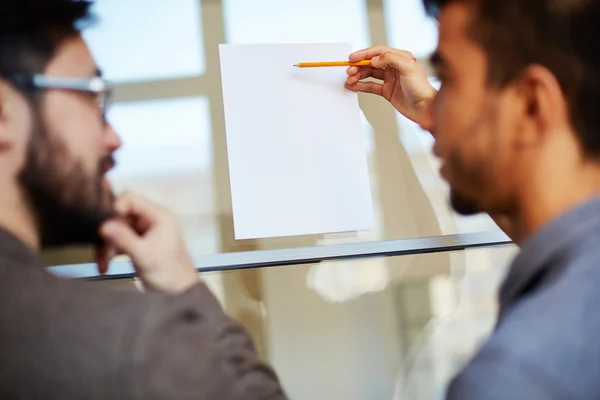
[9,74,113,124]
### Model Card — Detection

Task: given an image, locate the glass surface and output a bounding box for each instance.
[42,0,504,266]
[83,0,206,82]
[384,0,439,58]
[106,96,220,256]
[223,0,370,49]
[108,97,212,181]
[103,245,518,400]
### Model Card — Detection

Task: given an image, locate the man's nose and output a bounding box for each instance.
[104,122,122,154]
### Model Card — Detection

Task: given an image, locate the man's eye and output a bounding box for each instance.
[85,92,101,106]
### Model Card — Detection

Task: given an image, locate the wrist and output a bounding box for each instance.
[168,266,200,294]
[414,86,437,129]
[141,267,200,295]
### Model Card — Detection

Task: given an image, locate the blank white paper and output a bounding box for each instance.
[219,43,374,239]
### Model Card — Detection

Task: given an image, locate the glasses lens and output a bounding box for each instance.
[99,89,112,123]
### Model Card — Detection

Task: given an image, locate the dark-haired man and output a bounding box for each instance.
[347,0,600,398]
[0,1,286,399]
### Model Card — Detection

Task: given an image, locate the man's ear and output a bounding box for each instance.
[514,65,569,148]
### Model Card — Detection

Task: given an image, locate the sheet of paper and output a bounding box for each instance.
[219,43,374,239]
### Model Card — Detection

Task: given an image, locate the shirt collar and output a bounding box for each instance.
[500,195,600,309]
[0,226,44,268]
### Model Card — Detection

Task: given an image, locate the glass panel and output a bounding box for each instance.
[223,0,370,49]
[107,96,221,256]
[384,0,439,58]
[83,0,206,82]
[101,245,518,400]
[108,97,212,180]
[43,1,506,267]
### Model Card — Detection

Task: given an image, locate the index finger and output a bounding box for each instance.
[113,192,171,227]
[349,45,415,62]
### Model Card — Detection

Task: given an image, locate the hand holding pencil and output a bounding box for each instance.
[340,45,437,128]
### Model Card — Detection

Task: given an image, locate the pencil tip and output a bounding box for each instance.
[293,64,298,67]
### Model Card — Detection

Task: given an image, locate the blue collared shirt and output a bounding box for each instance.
[447,196,600,399]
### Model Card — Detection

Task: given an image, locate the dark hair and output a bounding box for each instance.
[423,0,600,156]
[0,0,94,82]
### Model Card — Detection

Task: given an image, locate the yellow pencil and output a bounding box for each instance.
[293,58,417,68]
[293,60,371,68]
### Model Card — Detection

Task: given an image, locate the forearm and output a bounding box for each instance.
[131,283,288,400]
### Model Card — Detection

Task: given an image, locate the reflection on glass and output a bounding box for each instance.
[223,0,371,50]
[83,0,205,82]
[384,0,439,58]
[98,246,514,400]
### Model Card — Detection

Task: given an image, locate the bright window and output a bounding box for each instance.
[107,97,212,181]
[223,0,371,50]
[83,0,206,82]
[384,0,438,58]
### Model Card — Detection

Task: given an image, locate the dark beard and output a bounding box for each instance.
[449,189,481,216]
[18,114,115,248]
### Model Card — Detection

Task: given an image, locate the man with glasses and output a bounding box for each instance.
[0,1,287,399]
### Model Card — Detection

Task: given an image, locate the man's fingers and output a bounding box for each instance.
[345,81,384,96]
[99,220,142,257]
[346,67,385,85]
[95,246,109,275]
[346,73,361,85]
[113,192,169,227]
[349,45,414,63]
[371,52,418,76]
[95,245,117,275]
[346,66,360,76]
[359,67,385,81]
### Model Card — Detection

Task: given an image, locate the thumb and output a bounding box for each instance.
[99,220,142,256]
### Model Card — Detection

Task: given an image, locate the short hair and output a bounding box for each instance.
[422,0,600,157]
[0,0,94,82]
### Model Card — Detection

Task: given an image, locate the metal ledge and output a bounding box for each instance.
[48,231,513,280]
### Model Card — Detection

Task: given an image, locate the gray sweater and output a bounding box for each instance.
[0,228,287,399]
[447,196,600,399]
